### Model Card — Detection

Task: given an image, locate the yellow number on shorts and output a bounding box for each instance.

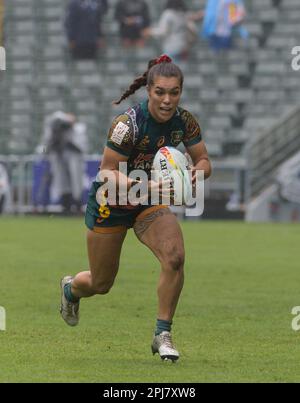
[99,205,110,219]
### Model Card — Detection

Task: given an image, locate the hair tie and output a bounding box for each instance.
[155,54,173,64]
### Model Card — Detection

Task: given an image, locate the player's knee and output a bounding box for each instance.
[164,251,185,272]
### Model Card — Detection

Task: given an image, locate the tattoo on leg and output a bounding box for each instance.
[134,208,172,239]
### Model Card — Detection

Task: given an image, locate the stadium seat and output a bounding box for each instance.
[2,0,300,158]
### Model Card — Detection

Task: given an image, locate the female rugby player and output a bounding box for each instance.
[60,55,212,362]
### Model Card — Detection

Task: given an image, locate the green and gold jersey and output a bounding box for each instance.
[106,100,202,177]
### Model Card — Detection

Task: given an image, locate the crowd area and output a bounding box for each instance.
[0,0,248,214]
[65,0,248,62]
[0,0,4,45]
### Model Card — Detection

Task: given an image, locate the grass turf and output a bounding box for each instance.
[0,216,300,383]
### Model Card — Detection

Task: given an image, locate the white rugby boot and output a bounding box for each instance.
[151,331,179,362]
[60,276,80,327]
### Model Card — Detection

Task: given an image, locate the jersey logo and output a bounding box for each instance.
[157,136,165,148]
[111,122,130,145]
[171,131,183,146]
[133,153,154,170]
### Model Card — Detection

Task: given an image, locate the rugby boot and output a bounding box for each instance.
[60,276,80,327]
[151,331,179,362]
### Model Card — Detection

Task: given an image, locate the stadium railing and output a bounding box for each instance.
[0,155,246,216]
[246,105,300,200]
[0,154,100,214]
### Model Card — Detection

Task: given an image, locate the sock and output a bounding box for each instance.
[64,282,80,303]
[155,319,172,336]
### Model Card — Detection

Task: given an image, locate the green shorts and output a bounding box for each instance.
[85,181,167,234]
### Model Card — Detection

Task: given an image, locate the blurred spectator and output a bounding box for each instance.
[144,0,197,63]
[0,163,10,214]
[39,112,88,214]
[226,191,243,212]
[65,0,108,59]
[0,0,4,46]
[115,0,151,48]
[202,0,248,51]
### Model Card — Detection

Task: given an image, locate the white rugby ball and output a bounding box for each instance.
[152,146,192,205]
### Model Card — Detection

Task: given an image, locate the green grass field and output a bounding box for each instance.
[1,217,300,383]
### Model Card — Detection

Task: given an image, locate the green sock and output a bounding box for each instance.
[155,319,172,336]
[64,282,79,303]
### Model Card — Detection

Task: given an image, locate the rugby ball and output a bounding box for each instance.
[152,146,192,205]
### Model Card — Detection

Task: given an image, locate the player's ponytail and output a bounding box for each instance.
[113,55,184,105]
